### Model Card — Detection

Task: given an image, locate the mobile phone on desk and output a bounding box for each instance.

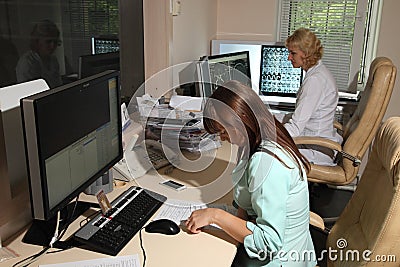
[160,179,186,191]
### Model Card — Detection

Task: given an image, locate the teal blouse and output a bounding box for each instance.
[232,141,316,266]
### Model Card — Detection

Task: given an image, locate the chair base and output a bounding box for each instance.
[309,183,353,267]
[309,183,353,225]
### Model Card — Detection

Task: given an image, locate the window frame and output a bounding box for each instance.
[276,0,383,93]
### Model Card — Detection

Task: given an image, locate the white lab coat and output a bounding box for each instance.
[284,60,343,166]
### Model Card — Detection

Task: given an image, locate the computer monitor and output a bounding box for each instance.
[206,51,252,95]
[78,52,120,79]
[259,44,303,97]
[178,60,203,97]
[20,70,123,246]
[211,40,278,92]
[91,36,120,54]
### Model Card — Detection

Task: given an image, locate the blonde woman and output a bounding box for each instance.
[284,28,342,166]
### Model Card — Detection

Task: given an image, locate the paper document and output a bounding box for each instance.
[39,254,140,267]
[169,95,203,111]
[153,199,237,228]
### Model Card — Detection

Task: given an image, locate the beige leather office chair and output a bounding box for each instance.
[295,57,397,185]
[310,117,400,266]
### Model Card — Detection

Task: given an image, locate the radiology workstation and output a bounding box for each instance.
[0,41,359,267]
[0,67,240,266]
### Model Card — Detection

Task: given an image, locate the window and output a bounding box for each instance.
[278,0,380,93]
[62,0,119,71]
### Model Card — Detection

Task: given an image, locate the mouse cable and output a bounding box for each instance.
[139,227,146,267]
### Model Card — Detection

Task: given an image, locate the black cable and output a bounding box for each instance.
[79,209,101,227]
[139,227,146,267]
[12,197,82,267]
[11,246,50,267]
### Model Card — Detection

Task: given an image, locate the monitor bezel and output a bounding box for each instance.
[259,44,303,97]
[78,51,120,79]
[21,70,123,221]
[207,50,252,83]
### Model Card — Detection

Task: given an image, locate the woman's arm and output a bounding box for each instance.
[185,208,252,243]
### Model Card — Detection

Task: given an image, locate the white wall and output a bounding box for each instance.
[172,0,217,65]
[377,0,400,120]
[216,0,277,41]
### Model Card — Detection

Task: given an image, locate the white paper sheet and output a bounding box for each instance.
[169,95,203,112]
[39,254,140,267]
[153,199,237,228]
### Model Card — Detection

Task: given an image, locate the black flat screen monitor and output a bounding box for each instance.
[21,70,122,246]
[78,52,120,79]
[206,51,252,96]
[259,45,303,97]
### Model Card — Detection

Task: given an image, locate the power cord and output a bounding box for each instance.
[12,246,50,267]
[139,227,146,267]
[12,197,80,267]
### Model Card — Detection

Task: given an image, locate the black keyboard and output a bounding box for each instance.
[73,186,167,256]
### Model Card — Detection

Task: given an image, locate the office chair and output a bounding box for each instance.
[294,57,397,185]
[310,116,400,267]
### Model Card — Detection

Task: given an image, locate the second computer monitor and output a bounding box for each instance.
[259,44,303,97]
[78,51,120,79]
[207,51,252,95]
[91,36,120,54]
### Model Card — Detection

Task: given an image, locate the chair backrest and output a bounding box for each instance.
[341,57,396,181]
[327,117,400,266]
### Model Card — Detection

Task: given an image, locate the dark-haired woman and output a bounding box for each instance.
[185,80,316,266]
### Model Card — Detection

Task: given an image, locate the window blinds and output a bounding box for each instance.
[279,0,358,92]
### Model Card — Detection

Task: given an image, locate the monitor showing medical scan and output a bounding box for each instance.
[259,44,303,97]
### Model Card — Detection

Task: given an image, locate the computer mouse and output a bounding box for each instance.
[145,219,180,235]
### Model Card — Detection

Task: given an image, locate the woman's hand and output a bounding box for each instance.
[185,208,219,234]
[186,207,252,243]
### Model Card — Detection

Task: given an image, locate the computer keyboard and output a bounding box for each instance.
[73,186,167,256]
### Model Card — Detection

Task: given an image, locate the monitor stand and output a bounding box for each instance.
[22,201,98,249]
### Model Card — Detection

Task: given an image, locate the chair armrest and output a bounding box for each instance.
[294,136,361,166]
[310,212,325,230]
[334,120,343,131]
[293,136,342,151]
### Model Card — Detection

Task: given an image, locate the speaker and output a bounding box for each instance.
[85,169,114,195]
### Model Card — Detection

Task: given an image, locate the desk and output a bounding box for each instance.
[1,142,238,267]
[262,96,358,126]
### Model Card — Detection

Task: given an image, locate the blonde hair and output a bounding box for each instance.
[285,28,323,69]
